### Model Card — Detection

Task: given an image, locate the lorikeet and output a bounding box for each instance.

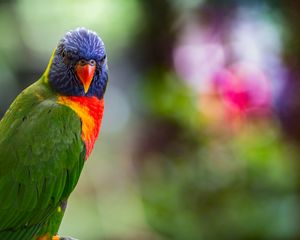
[0,28,108,240]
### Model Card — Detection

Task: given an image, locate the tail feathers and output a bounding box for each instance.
[0,223,42,240]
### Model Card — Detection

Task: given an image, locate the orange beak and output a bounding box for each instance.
[75,61,96,93]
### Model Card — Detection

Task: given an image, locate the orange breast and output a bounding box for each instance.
[58,96,104,159]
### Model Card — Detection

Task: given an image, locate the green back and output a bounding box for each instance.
[0,77,86,239]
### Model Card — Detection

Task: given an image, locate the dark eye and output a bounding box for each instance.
[100,55,106,65]
[61,50,69,59]
[78,59,86,66]
[61,51,70,64]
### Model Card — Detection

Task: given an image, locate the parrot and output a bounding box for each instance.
[0,28,108,240]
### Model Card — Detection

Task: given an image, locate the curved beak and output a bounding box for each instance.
[75,60,96,93]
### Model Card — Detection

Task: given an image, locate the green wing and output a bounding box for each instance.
[0,80,86,239]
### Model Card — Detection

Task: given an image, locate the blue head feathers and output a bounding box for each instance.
[48,28,108,99]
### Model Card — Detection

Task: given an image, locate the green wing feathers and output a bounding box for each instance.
[0,80,86,239]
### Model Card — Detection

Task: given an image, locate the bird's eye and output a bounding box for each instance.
[89,59,96,66]
[61,51,70,64]
[100,55,106,65]
[78,59,86,66]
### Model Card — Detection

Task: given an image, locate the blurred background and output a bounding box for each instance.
[1,0,300,239]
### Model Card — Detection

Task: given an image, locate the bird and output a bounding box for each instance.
[0,28,108,240]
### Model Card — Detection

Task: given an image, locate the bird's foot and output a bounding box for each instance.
[53,235,79,240]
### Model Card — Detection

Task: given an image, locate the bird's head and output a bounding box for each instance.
[48,28,108,99]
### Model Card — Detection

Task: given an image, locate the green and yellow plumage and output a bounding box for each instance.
[0,78,85,239]
[0,28,108,239]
